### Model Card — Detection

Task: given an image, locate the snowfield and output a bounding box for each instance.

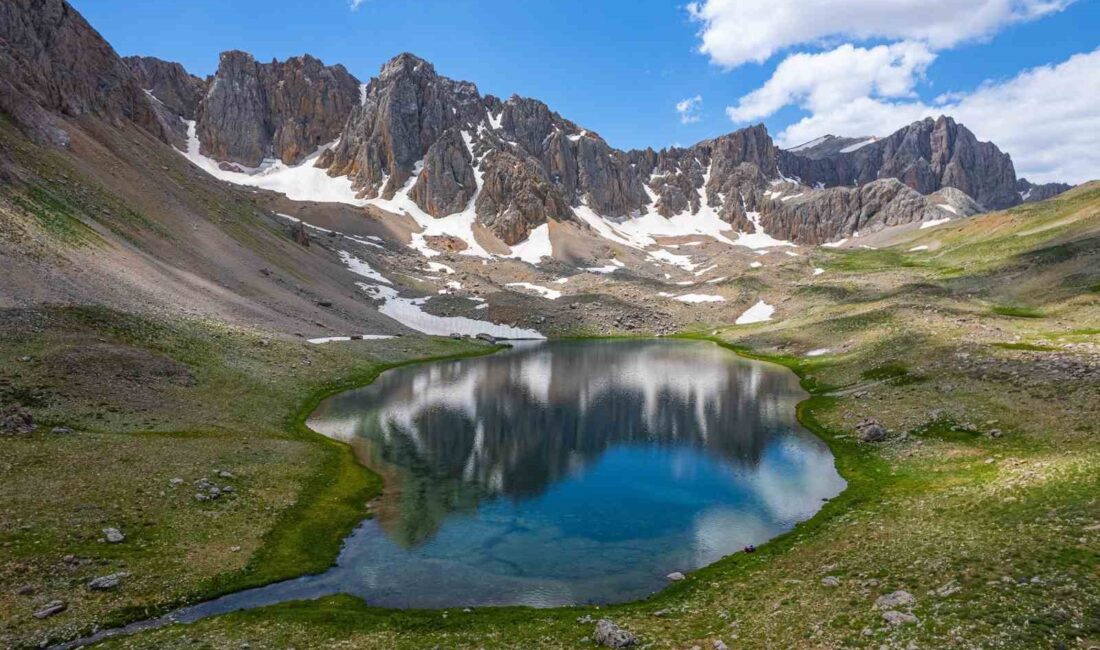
[735,300,775,325]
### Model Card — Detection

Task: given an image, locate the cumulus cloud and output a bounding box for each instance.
[676,95,704,124]
[686,0,1074,68]
[768,48,1100,184]
[727,42,935,123]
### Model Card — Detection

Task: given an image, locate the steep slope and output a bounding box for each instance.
[0,0,168,146]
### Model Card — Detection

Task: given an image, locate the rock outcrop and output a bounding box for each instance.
[198,51,360,167]
[780,116,1021,210]
[0,0,168,145]
[124,55,206,120]
[759,178,955,244]
[1017,178,1073,203]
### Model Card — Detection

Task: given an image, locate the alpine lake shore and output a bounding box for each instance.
[2,187,1098,649]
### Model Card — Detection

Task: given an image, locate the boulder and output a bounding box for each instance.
[593,619,637,648]
[875,590,916,609]
[856,418,887,443]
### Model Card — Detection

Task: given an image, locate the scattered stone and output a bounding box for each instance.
[821,576,841,587]
[15,584,34,596]
[217,470,235,479]
[856,418,887,442]
[102,528,125,544]
[987,428,1003,438]
[593,619,637,648]
[743,545,756,553]
[1,405,35,435]
[34,600,66,619]
[875,590,915,609]
[882,610,919,626]
[652,609,668,618]
[88,572,129,591]
[935,580,961,597]
[713,640,728,650]
[230,546,241,553]
[51,426,74,434]
[169,478,184,486]
[666,572,686,582]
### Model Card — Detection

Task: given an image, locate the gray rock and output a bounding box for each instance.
[102,527,125,544]
[409,127,478,216]
[881,610,919,626]
[821,576,841,587]
[713,641,729,650]
[34,600,66,619]
[666,571,686,582]
[593,619,637,648]
[856,418,887,443]
[875,590,916,609]
[51,426,74,434]
[88,572,128,591]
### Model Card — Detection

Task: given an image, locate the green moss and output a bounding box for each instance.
[992,342,1050,351]
[992,305,1045,318]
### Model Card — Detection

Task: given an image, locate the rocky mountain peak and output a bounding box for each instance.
[197,50,360,167]
[779,115,1021,210]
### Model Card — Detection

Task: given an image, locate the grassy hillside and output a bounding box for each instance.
[1,136,1097,648]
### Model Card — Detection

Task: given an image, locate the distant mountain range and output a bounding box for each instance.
[0,0,1073,254]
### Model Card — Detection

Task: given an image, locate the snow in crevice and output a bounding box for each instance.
[936,204,959,215]
[179,120,365,205]
[367,131,492,259]
[839,137,877,153]
[505,223,553,265]
[821,238,848,248]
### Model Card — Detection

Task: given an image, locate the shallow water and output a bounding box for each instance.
[66,339,843,643]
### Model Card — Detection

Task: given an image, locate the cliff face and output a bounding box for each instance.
[0,0,168,145]
[779,116,1022,210]
[197,51,361,167]
[124,55,206,120]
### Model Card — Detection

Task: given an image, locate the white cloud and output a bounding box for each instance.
[676,95,704,124]
[349,0,367,9]
[764,48,1100,184]
[727,42,935,123]
[687,0,1074,68]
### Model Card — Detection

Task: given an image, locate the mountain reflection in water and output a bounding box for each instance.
[171,340,843,612]
[312,340,814,549]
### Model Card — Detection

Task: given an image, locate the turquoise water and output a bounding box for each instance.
[170,340,843,616]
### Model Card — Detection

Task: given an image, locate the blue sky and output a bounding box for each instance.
[74,0,1100,182]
